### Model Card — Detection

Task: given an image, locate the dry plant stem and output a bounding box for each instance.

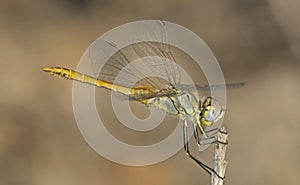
[211,127,228,185]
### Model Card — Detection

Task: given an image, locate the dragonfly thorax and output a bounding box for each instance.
[146,91,199,116]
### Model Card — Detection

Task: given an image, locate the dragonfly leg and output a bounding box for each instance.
[193,127,228,146]
[193,123,201,146]
[192,123,216,147]
[183,121,225,179]
[193,124,218,146]
[210,128,229,145]
[205,127,220,135]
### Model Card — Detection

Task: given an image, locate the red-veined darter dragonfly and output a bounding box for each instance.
[42,20,244,178]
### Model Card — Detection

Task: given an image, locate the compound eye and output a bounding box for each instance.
[205,99,223,122]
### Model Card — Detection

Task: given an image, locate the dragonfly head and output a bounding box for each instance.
[199,97,224,126]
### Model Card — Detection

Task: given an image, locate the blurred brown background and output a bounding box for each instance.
[1,0,300,185]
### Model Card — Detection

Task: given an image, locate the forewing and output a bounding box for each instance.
[88,39,169,91]
[132,20,181,86]
[87,20,183,100]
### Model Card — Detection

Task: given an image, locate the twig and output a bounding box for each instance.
[211,127,228,185]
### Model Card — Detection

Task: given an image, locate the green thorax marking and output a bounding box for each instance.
[147,92,198,116]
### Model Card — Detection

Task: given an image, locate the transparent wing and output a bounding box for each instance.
[89,40,137,87]
[88,39,172,91]
[87,20,182,98]
[132,20,181,87]
[174,82,246,92]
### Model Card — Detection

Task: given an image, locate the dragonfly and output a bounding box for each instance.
[42,21,244,179]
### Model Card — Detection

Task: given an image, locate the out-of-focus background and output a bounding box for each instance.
[1,0,299,185]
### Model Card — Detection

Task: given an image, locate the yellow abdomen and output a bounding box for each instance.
[42,67,152,97]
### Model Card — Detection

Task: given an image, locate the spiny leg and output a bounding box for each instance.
[193,123,201,146]
[204,127,229,145]
[197,121,207,138]
[205,127,219,135]
[183,121,225,179]
[193,126,228,146]
[192,123,216,148]
[193,124,219,146]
